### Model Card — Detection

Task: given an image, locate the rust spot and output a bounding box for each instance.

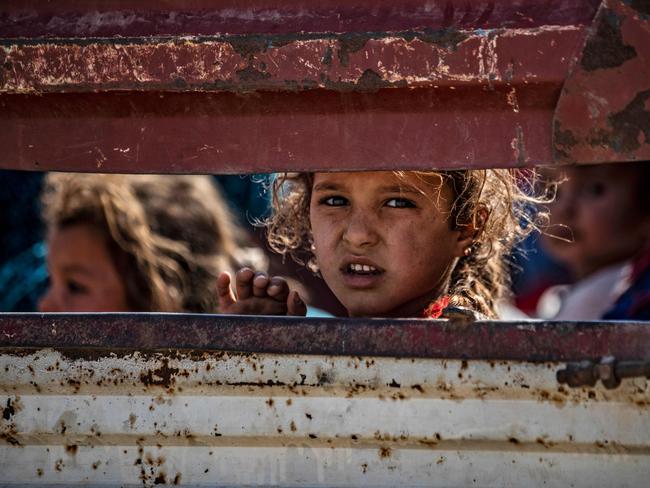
[361,462,368,473]
[379,447,392,458]
[140,359,179,388]
[581,10,637,72]
[337,34,372,66]
[65,444,78,456]
[154,473,167,484]
[228,36,268,58]
[325,68,404,92]
[351,434,358,440]
[173,473,182,485]
[92,461,100,470]
[411,384,424,393]
[317,370,333,385]
[286,398,292,406]
[54,459,64,472]
[3,398,15,420]
[236,65,271,83]
[129,413,137,428]
[321,46,333,66]
[388,379,400,388]
[508,437,520,444]
[308,433,317,439]
[600,89,650,153]
[414,27,469,51]
[290,421,297,432]
[266,398,274,407]
[461,360,468,370]
[36,468,43,477]
[0,429,21,446]
[305,413,312,420]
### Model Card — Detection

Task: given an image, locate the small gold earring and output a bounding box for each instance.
[463,247,472,257]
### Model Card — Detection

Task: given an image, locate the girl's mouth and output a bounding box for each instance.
[345,263,382,275]
[340,262,385,289]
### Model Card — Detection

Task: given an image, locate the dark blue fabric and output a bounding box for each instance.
[603,267,650,320]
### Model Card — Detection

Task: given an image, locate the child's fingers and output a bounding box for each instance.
[287,290,307,317]
[252,272,270,297]
[235,267,255,300]
[267,277,290,302]
[216,272,237,308]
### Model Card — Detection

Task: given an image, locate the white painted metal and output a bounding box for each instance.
[1,349,649,486]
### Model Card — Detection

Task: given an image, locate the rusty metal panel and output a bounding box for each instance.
[553,0,650,164]
[1,313,650,361]
[1,343,649,486]
[0,1,603,172]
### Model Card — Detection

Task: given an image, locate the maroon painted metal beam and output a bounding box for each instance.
[1,0,600,37]
[1,314,649,361]
[1,0,647,172]
[0,1,600,172]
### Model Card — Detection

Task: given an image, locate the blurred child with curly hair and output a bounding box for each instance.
[39,173,265,313]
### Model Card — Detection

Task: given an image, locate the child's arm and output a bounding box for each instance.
[216,267,307,316]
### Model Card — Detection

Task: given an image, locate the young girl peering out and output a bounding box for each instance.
[218,169,547,319]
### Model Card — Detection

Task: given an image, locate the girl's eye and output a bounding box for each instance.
[321,196,348,206]
[66,280,89,295]
[385,198,416,208]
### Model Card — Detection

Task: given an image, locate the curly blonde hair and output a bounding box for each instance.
[266,170,549,318]
[42,173,251,312]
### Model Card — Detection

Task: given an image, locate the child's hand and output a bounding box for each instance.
[216,267,307,316]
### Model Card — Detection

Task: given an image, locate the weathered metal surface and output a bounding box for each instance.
[1,29,583,94]
[1,313,650,361]
[553,0,650,164]
[1,346,649,486]
[557,357,650,389]
[0,1,603,172]
[0,0,601,37]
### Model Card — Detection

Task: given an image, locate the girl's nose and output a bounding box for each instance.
[37,288,60,312]
[342,210,379,248]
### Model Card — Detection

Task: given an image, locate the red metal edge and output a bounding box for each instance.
[1,0,600,37]
[553,0,650,164]
[1,313,649,362]
[0,2,599,172]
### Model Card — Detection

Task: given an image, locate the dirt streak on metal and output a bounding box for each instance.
[1,349,647,408]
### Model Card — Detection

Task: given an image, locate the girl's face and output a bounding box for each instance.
[543,165,650,279]
[309,171,471,317]
[38,224,131,312]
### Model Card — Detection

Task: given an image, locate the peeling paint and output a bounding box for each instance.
[0,26,583,94]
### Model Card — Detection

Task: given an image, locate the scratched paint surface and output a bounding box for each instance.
[553,0,650,163]
[0,1,647,170]
[0,0,601,37]
[0,27,583,94]
[1,348,649,486]
[0,1,599,172]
